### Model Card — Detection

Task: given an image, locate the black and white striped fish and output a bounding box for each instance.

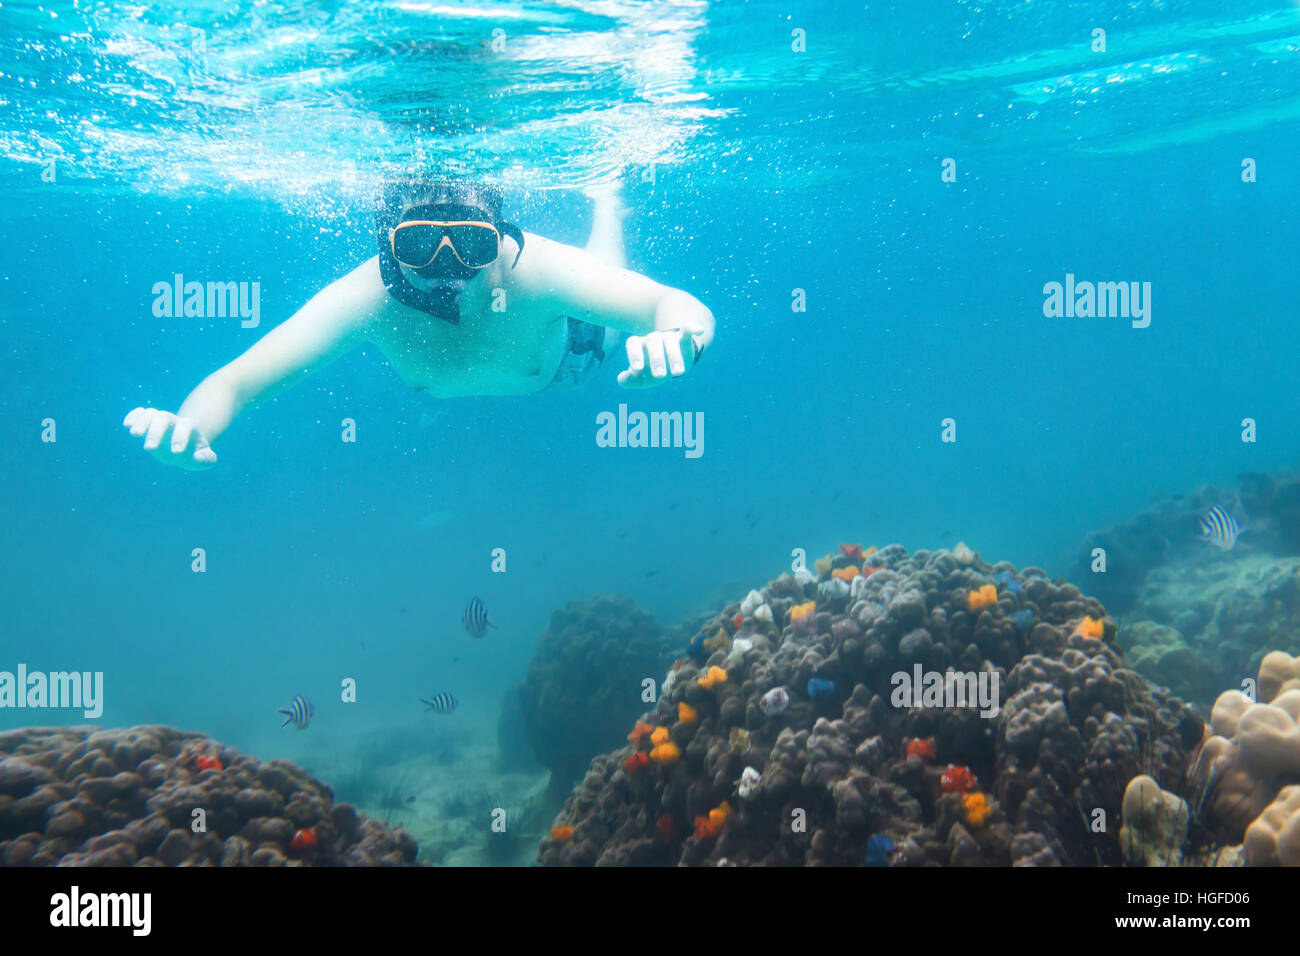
[1199,505,1244,551]
[278,695,314,730]
[462,597,495,638]
[419,692,458,715]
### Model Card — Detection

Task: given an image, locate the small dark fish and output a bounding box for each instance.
[462,597,495,638]
[452,656,460,664]
[616,530,630,540]
[420,692,458,714]
[405,795,416,804]
[1199,505,1243,551]
[710,527,721,535]
[278,695,314,730]
[645,570,659,578]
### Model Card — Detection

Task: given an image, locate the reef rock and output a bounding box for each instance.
[0,726,419,866]
[539,546,1203,867]
[519,595,665,794]
[1122,555,1300,707]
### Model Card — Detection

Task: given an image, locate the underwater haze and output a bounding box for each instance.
[1,0,1299,867]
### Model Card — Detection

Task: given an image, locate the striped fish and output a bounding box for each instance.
[462,597,495,638]
[419,692,458,715]
[1198,505,1243,551]
[278,695,314,730]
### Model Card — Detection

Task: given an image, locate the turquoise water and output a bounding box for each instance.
[1,0,1298,843]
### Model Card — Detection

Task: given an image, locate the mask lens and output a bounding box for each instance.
[392,221,499,268]
[393,223,440,267]
[445,224,499,267]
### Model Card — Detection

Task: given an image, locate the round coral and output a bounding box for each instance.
[1244,785,1300,866]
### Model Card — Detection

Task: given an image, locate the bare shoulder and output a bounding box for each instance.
[340,255,391,303]
[329,255,400,327]
[511,232,592,286]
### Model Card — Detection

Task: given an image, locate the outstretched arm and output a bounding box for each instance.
[124,257,388,469]
[511,233,715,388]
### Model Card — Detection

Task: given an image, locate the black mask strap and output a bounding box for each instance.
[377,253,462,324]
[499,221,525,267]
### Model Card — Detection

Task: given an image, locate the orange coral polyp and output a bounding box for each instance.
[698,666,728,690]
[962,792,991,828]
[678,702,699,725]
[708,801,734,828]
[1076,616,1105,638]
[550,825,575,842]
[839,543,865,562]
[831,566,860,582]
[628,721,654,745]
[905,737,937,760]
[789,601,816,621]
[966,585,998,613]
[649,726,670,745]
[694,816,719,840]
[940,764,978,794]
[650,741,682,765]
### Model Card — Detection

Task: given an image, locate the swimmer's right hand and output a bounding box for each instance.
[123,407,218,470]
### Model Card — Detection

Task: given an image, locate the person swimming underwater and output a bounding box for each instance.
[123,179,714,469]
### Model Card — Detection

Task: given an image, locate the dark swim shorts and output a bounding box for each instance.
[549,317,621,389]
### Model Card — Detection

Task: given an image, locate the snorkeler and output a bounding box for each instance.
[123,180,715,469]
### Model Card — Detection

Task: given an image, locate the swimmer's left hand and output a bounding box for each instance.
[617,327,702,389]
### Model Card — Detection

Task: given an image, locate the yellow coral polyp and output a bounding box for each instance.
[678,702,699,725]
[966,585,997,613]
[650,726,670,745]
[1076,616,1104,639]
[963,791,991,828]
[831,566,860,582]
[789,601,816,622]
[708,801,734,828]
[703,627,730,652]
[698,666,728,690]
[650,741,681,765]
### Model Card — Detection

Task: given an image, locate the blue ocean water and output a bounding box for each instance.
[0,0,1298,840]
